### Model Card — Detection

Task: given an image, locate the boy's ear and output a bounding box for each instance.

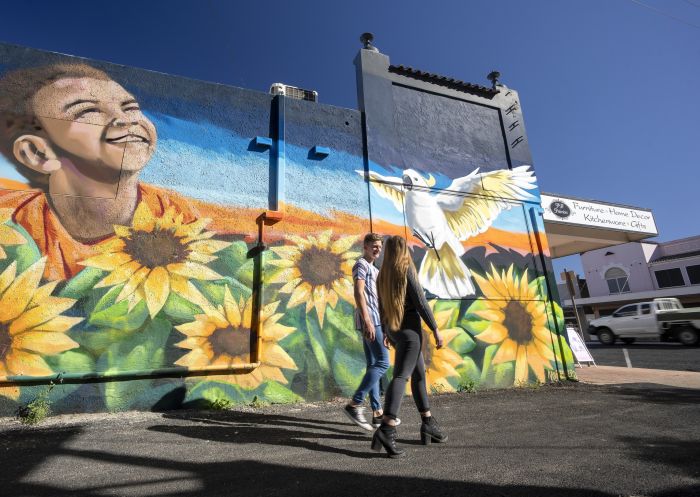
[12,135,61,174]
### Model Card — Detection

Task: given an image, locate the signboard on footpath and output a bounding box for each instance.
[541,194,658,235]
[566,327,596,366]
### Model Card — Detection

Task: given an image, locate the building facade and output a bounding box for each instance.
[0,40,574,415]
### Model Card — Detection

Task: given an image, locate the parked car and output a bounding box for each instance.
[587,298,700,346]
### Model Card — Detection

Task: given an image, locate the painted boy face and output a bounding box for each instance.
[31,77,157,176]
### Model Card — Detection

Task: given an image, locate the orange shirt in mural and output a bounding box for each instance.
[0,184,260,281]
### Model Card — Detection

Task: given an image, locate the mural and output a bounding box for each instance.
[0,43,574,415]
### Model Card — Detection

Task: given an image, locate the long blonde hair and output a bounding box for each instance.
[377,236,415,332]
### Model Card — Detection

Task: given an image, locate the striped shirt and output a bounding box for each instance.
[353,257,381,329]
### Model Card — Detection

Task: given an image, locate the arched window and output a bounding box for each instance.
[605,267,630,294]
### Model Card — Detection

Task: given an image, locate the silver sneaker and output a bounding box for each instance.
[343,404,373,431]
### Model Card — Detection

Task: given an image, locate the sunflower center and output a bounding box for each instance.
[297,246,344,287]
[0,325,11,362]
[123,229,189,269]
[503,301,533,345]
[209,326,251,359]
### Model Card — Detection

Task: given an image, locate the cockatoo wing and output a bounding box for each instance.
[435,165,537,240]
[357,170,406,212]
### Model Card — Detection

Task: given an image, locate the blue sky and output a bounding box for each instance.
[1,0,698,279]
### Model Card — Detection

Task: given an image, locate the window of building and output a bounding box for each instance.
[655,268,685,288]
[605,267,630,294]
[612,304,638,317]
[687,265,700,285]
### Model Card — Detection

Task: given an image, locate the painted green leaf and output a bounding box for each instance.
[46,349,95,373]
[96,318,171,373]
[207,241,250,279]
[306,312,330,374]
[75,327,141,357]
[88,286,149,332]
[59,267,105,299]
[492,362,515,388]
[257,381,302,404]
[324,304,358,341]
[162,291,201,322]
[434,300,461,328]
[456,357,481,384]
[331,348,366,397]
[186,380,248,406]
[450,329,476,355]
[1,221,41,273]
[479,344,499,385]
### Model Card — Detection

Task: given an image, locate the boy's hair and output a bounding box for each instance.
[0,63,112,187]
[363,233,383,245]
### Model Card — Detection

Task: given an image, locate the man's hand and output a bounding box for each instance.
[433,330,444,349]
[363,321,376,342]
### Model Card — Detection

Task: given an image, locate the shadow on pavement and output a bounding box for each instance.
[619,433,700,480]
[605,384,700,406]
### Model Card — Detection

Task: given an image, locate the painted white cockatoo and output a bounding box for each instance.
[361,165,537,298]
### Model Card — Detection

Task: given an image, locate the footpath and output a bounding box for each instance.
[2,371,699,497]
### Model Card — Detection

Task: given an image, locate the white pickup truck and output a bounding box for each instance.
[587,298,700,346]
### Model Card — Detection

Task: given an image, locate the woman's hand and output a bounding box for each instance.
[383,335,391,349]
[433,330,444,349]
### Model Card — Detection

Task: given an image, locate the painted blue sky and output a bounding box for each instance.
[1,0,698,278]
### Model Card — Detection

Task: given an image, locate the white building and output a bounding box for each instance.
[564,235,700,317]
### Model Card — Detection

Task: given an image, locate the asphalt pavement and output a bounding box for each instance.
[2,381,699,497]
[585,342,700,372]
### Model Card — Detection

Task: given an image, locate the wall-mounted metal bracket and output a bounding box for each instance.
[309,145,330,159]
[253,136,273,149]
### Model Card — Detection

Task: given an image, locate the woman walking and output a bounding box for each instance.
[372,235,447,458]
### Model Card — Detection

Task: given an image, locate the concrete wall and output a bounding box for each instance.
[582,242,656,296]
[0,43,573,415]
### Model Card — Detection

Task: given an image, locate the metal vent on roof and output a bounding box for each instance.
[270,83,318,102]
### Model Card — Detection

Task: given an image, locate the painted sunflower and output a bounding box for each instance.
[80,203,230,318]
[388,301,464,393]
[175,286,296,389]
[0,208,26,260]
[0,258,81,399]
[268,231,360,326]
[472,264,555,384]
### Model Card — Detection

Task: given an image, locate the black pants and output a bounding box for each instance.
[383,317,430,420]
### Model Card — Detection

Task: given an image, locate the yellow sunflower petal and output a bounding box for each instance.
[472,271,505,300]
[188,239,231,255]
[262,343,296,369]
[270,268,302,286]
[143,266,170,318]
[263,321,295,342]
[0,223,26,245]
[167,261,222,281]
[176,317,217,337]
[174,218,210,238]
[28,281,59,307]
[258,365,288,383]
[9,296,78,335]
[269,245,301,259]
[0,260,18,295]
[526,343,548,381]
[117,266,151,302]
[95,261,142,289]
[331,277,354,304]
[81,251,133,271]
[5,350,54,376]
[330,235,359,254]
[534,337,556,361]
[131,202,156,232]
[492,338,518,365]
[267,258,296,268]
[515,345,529,384]
[113,225,132,238]
[326,289,338,309]
[287,281,312,308]
[33,316,83,333]
[476,322,508,344]
[0,258,46,322]
[473,308,504,322]
[13,331,79,355]
[312,285,329,325]
[174,349,212,369]
[223,287,242,328]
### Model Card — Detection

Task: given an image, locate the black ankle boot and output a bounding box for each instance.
[420,416,447,445]
[371,424,406,458]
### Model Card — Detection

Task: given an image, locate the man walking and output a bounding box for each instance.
[344,233,398,430]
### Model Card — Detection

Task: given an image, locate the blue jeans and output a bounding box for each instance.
[352,324,390,411]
